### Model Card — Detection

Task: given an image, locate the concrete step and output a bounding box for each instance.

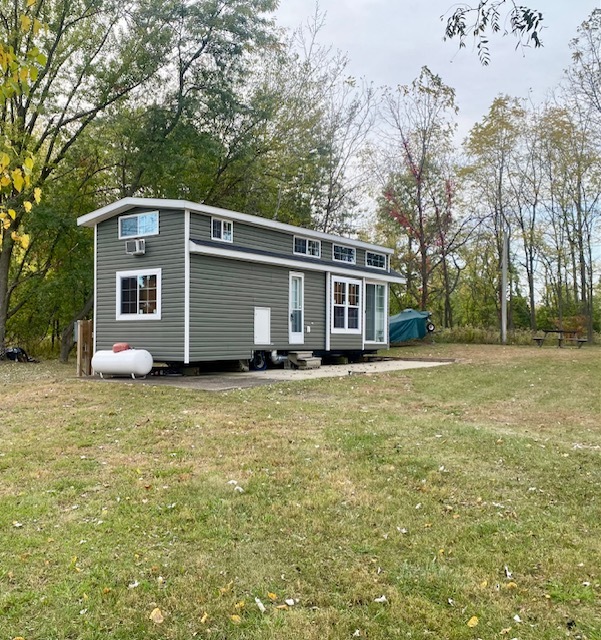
[288,351,322,369]
[288,351,314,365]
[297,357,322,369]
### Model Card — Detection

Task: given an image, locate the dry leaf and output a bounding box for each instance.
[200,612,209,624]
[267,592,277,601]
[505,582,517,590]
[467,615,479,628]
[149,607,164,624]
[234,600,245,610]
[276,604,289,610]
[230,614,241,624]
[219,581,233,595]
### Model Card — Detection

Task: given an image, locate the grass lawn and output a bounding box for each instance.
[0,344,599,639]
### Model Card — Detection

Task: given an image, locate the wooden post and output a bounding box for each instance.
[76,319,93,377]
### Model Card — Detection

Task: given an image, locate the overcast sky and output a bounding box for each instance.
[274,0,599,140]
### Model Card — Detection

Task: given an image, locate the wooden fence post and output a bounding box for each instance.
[76,319,93,377]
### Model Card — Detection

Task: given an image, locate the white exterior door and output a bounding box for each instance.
[254,307,271,345]
[289,273,304,344]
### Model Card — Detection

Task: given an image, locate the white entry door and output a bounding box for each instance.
[289,273,304,344]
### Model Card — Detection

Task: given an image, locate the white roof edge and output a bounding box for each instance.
[77,197,394,255]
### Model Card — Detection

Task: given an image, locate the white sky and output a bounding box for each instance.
[275,0,599,140]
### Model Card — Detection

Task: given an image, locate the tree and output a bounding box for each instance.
[443,1,544,65]
[462,96,524,335]
[377,67,470,323]
[0,0,278,356]
[538,104,600,341]
[567,9,601,122]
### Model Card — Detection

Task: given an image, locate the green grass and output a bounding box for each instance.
[0,344,600,639]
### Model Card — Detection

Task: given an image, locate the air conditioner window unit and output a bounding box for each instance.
[125,239,146,255]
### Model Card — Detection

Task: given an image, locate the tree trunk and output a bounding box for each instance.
[59,294,94,363]
[0,234,15,359]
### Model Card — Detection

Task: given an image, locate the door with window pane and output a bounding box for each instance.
[289,273,304,344]
[365,283,386,342]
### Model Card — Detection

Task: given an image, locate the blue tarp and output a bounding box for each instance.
[389,309,431,344]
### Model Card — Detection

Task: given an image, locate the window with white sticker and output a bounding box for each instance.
[333,244,356,264]
[211,218,233,242]
[116,268,161,320]
[366,251,386,269]
[293,236,321,258]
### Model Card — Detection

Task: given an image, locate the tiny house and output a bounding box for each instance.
[77,198,403,368]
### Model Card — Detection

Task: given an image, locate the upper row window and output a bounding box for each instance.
[366,251,387,270]
[119,211,159,239]
[212,217,233,243]
[333,244,356,264]
[294,236,321,258]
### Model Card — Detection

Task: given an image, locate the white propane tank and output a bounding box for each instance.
[91,349,153,378]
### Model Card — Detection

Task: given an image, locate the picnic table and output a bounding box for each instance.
[533,329,587,348]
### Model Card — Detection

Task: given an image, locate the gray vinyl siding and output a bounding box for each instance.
[95,208,185,360]
[190,212,292,255]
[329,332,364,351]
[189,255,326,361]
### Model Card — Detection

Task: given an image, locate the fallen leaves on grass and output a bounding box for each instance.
[467,615,479,627]
[149,607,164,624]
[219,581,233,595]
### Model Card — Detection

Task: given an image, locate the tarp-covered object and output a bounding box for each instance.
[389,309,431,344]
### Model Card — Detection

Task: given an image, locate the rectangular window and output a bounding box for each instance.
[211,217,233,242]
[119,211,159,239]
[333,244,356,264]
[366,251,387,269]
[116,268,161,320]
[365,283,386,342]
[331,277,361,333]
[293,236,321,258]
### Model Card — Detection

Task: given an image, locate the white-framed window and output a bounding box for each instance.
[116,268,162,320]
[366,251,387,270]
[211,217,233,242]
[365,283,387,342]
[333,244,356,264]
[293,236,321,258]
[119,211,159,239]
[331,276,361,333]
